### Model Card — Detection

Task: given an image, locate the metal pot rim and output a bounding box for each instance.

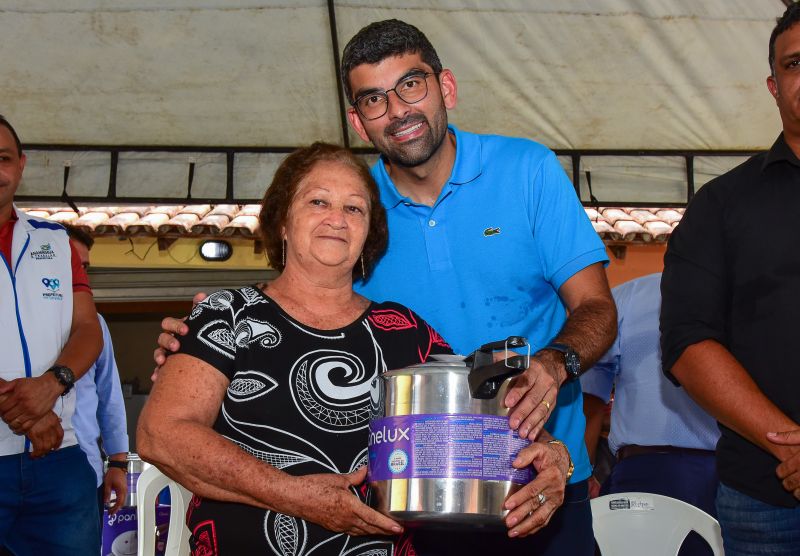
[384,362,470,377]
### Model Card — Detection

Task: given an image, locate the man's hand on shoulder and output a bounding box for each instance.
[152,291,207,381]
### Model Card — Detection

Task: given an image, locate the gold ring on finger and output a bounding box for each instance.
[540,399,551,411]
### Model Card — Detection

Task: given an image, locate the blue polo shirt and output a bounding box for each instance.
[356,125,608,483]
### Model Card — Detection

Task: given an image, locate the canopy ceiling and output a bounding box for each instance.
[3,0,789,204]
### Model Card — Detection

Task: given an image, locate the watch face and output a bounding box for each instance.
[565,351,580,377]
[53,366,75,386]
[544,343,580,379]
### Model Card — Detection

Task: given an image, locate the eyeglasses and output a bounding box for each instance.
[352,72,439,120]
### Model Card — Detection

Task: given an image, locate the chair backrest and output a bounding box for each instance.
[136,464,192,556]
[591,492,724,556]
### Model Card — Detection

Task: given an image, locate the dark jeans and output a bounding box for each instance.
[600,451,718,556]
[716,482,800,555]
[412,480,594,556]
[0,445,99,555]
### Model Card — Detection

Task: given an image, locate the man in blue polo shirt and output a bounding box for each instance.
[342,19,616,555]
[155,19,616,555]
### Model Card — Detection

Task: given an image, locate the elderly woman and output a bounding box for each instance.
[138,143,452,555]
[141,143,572,556]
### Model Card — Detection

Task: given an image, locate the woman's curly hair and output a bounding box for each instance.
[258,142,388,281]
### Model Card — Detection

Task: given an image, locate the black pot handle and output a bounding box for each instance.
[467,336,530,399]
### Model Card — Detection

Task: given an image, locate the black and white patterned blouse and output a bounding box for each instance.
[177,287,451,556]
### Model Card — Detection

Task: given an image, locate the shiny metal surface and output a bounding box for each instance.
[121,452,150,507]
[381,364,516,417]
[369,361,525,527]
[369,477,519,529]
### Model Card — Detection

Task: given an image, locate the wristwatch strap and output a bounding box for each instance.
[107,460,128,472]
[46,365,75,396]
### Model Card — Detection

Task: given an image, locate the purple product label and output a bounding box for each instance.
[102,503,170,556]
[102,507,137,556]
[368,414,533,484]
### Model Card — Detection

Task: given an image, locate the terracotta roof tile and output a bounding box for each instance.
[95,212,140,234]
[179,205,212,217]
[126,212,170,235]
[192,214,230,235]
[158,213,200,235]
[25,209,52,220]
[628,209,660,225]
[590,219,620,241]
[643,220,673,242]
[615,219,649,241]
[239,204,261,217]
[655,208,684,225]
[208,205,239,218]
[146,206,184,218]
[48,210,80,224]
[222,214,260,238]
[17,205,680,244]
[74,211,110,232]
[599,208,629,225]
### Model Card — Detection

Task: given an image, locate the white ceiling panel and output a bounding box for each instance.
[2,0,790,203]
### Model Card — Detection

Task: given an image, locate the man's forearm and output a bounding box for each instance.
[55,319,102,382]
[559,297,617,371]
[672,339,798,461]
[541,296,617,385]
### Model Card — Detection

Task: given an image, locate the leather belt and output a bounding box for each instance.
[616,444,715,461]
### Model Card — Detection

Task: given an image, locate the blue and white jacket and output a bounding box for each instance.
[0,207,76,455]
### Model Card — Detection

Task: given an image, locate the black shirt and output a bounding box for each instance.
[660,134,800,508]
[178,287,452,555]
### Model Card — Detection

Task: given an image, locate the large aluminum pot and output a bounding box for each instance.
[121,453,150,507]
[367,337,534,529]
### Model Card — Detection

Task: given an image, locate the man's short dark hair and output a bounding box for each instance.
[341,19,442,102]
[0,115,23,157]
[63,224,95,250]
[769,2,800,75]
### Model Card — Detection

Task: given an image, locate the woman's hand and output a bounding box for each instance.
[293,466,403,537]
[502,439,570,538]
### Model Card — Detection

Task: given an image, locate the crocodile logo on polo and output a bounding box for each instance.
[30,243,56,260]
[483,227,501,237]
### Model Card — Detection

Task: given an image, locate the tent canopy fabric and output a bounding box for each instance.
[4,0,788,203]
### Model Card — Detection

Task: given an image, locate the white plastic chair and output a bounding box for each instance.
[136,464,192,556]
[591,492,724,556]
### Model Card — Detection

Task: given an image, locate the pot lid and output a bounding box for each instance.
[384,354,470,376]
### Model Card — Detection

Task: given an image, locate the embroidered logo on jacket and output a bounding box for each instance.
[30,243,56,260]
[483,227,501,237]
[41,277,63,300]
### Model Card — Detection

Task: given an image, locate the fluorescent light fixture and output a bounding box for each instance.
[199,240,233,262]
